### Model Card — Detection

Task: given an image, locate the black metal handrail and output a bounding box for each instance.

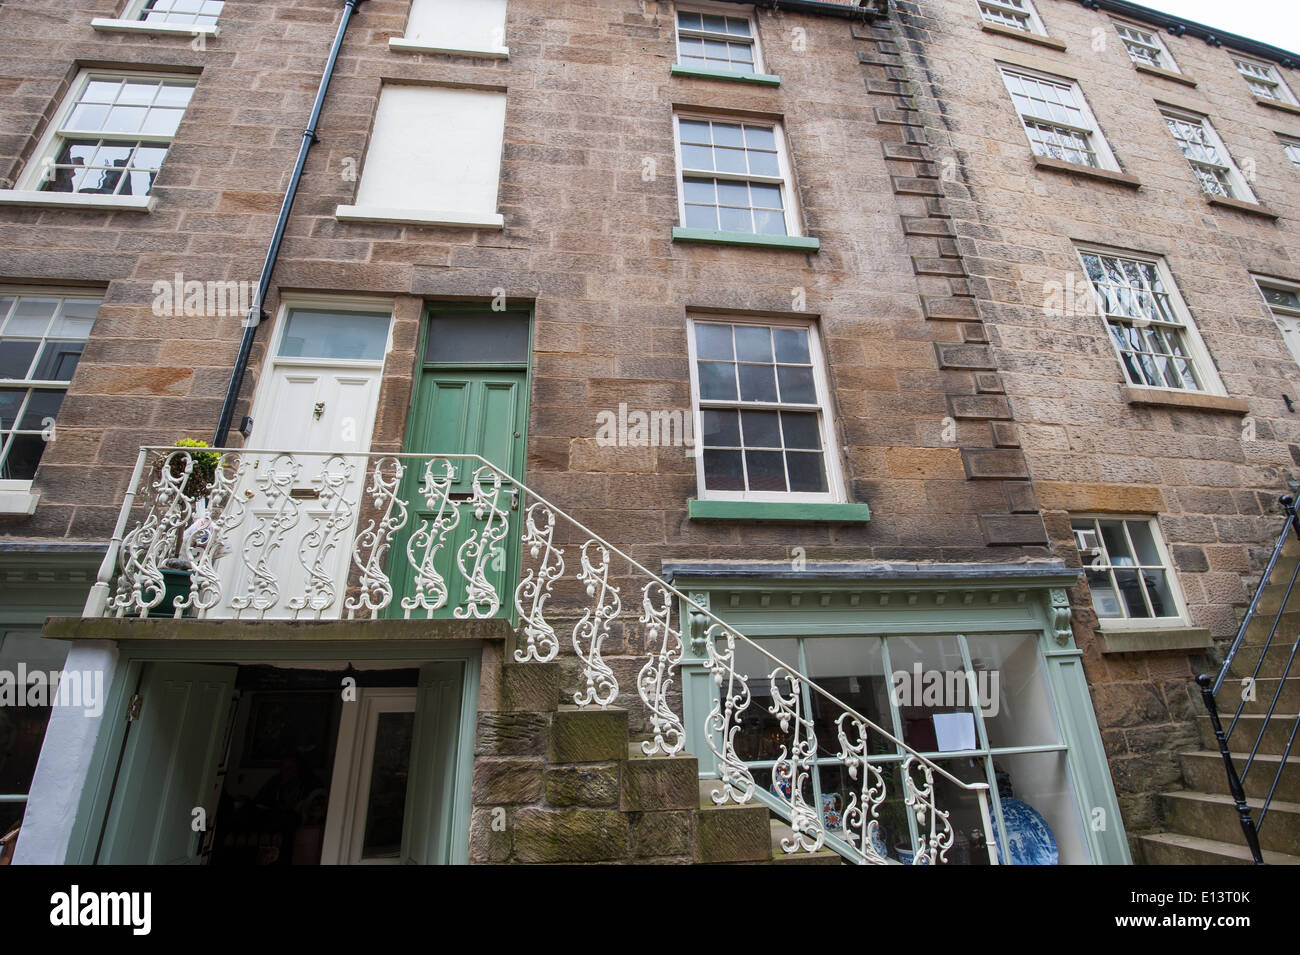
[1197,493,1300,865]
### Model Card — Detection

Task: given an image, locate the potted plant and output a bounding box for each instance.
[152,438,221,617]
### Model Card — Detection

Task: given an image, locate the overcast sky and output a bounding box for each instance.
[1134,1,1300,54]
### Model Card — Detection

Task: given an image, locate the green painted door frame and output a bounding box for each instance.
[674,578,1132,865]
[64,639,482,866]
[386,305,532,620]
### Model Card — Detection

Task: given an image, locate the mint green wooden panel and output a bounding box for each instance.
[401,660,465,865]
[386,371,526,619]
[1043,649,1132,864]
[96,662,235,864]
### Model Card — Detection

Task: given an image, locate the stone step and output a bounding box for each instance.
[1139,830,1300,865]
[1241,608,1300,642]
[1161,791,1300,855]
[694,801,773,864]
[498,661,562,713]
[621,745,698,812]
[768,819,844,865]
[1197,714,1300,756]
[548,705,628,763]
[1226,645,1300,680]
[1212,677,1300,715]
[1178,750,1300,803]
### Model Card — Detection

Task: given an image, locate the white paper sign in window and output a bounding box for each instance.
[337,85,507,229]
[393,0,509,58]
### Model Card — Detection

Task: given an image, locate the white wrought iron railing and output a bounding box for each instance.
[88,446,1001,866]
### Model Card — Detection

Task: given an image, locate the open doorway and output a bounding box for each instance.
[90,657,467,866]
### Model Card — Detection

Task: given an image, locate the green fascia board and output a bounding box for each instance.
[669,64,781,86]
[671,227,820,251]
[687,499,870,523]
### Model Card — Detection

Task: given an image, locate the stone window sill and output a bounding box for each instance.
[0,482,39,516]
[91,17,219,37]
[669,65,780,86]
[688,499,870,523]
[671,227,819,251]
[336,204,504,229]
[1207,194,1279,220]
[0,190,153,212]
[1120,386,1249,414]
[388,38,509,59]
[1134,63,1196,87]
[979,22,1067,50]
[1098,626,1212,654]
[1032,155,1140,188]
[1254,95,1300,116]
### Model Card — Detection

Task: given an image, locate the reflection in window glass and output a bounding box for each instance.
[0,293,100,481]
[1072,516,1183,623]
[38,75,194,197]
[360,710,415,860]
[425,312,530,364]
[0,630,72,837]
[715,631,1089,863]
[692,319,834,499]
[278,309,391,361]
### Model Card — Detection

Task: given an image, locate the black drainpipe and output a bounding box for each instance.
[213,0,365,446]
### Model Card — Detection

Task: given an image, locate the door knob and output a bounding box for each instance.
[313,401,325,420]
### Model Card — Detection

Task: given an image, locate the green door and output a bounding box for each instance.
[96,663,236,864]
[401,661,466,864]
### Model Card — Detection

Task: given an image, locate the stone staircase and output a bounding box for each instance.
[1139,539,1300,865]
[470,658,843,864]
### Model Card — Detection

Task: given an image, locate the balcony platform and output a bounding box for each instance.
[41,615,512,644]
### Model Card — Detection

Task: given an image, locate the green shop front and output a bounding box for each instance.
[666,560,1130,865]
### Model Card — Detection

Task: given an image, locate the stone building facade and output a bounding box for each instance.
[0,0,1292,865]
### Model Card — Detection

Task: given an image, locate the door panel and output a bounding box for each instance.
[97,663,236,865]
[402,661,466,865]
[387,370,527,618]
[214,363,383,618]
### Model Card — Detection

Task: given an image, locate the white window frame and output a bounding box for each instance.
[672,112,803,237]
[1233,55,1298,105]
[976,0,1048,36]
[1253,275,1300,371]
[674,2,766,74]
[0,287,102,512]
[1111,18,1179,73]
[1160,107,1256,202]
[1280,135,1300,173]
[999,66,1121,172]
[1074,246,1226,397]
[92,0,223,37]
[0,70,195,212]
[686,314,845,504]
[1072,515,1191,630]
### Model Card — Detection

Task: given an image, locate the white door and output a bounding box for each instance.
[319,688,417,865]
[214,305,392,619]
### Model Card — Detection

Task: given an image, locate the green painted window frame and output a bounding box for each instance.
[687,498,869,522]
[672,227,820,251]
[65,640,482,866]
[669,64,780,85]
